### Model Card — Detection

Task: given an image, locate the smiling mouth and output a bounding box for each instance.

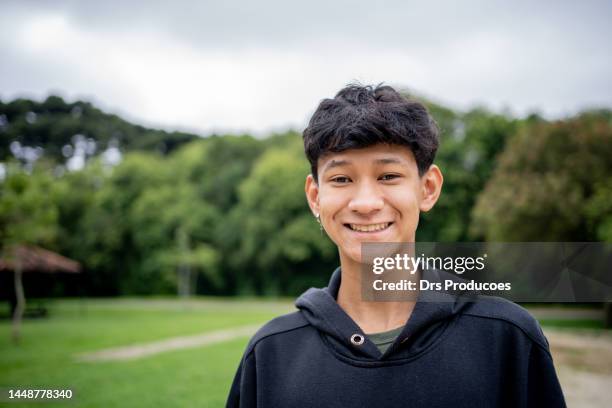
[344,222,393,233]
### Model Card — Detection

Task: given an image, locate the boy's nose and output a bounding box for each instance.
[347,183,384,214]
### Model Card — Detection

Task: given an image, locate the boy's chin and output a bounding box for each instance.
[341,248,365,265]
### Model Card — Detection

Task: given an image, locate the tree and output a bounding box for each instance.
[231,140,336,295]
[169,135,265,211]
[0,163,58,342]
[130,183,220,295]
[471,110,612,326]
[0,95,199,163]
[472,110,612,241]
[418,105,518,241]
[73,153,169,294]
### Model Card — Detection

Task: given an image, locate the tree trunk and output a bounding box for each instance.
[176,227,192,298]
[12,258,26,344]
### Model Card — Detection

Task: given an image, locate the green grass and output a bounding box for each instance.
[1,298,606,407]
[0,298,294,407]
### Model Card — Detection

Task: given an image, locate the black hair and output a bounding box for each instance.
[302,83,439,181]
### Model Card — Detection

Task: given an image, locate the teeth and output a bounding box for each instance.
[349,223,390,232]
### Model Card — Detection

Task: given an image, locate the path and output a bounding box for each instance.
[76,324,261,362]
[76,318,612,407]
[544,328,612,408]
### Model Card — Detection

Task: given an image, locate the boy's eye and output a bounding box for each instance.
[379,174,400,181]
[331,176,351,184]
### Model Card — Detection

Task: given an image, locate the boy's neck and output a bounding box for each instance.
[336,253,417,334]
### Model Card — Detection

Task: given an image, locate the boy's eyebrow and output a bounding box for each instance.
[374,157,403,165]
[322,159,351,173]
[322,157,406,174]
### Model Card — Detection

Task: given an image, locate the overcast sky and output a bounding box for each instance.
[1,0,611,135]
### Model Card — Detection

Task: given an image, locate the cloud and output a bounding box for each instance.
[1,0,611,134]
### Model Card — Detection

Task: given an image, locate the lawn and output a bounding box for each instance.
[0,298,294,407]
[0,298,606,407]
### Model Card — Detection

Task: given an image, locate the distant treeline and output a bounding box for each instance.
[1,96,611,297]
[0,96,199,161]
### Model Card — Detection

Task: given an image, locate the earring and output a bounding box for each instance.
[315,213,323,235]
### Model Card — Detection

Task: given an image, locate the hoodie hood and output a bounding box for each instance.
[295,267,472,362]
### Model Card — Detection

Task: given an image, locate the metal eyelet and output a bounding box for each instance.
[350,334,364,346]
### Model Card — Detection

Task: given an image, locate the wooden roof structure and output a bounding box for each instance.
[0,245,81,273]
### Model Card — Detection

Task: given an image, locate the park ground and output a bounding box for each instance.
[0,299,610,407]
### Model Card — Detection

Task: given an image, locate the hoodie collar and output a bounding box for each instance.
[296,266,468,361]
[296,267,382,358]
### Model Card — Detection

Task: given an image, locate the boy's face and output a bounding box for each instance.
[305,144,443,265]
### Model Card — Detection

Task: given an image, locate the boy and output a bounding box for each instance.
[227,84,565,407]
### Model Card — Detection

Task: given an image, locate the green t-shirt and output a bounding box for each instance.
[367,326,404,354]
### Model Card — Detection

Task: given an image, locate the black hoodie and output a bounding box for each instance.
[227,267,566,407]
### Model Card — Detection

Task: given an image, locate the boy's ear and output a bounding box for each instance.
[305,174,320,215]
[419,164,443,212]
